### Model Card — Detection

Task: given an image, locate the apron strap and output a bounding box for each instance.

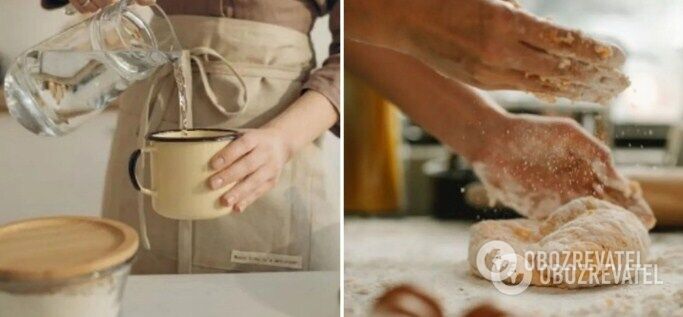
[189,46,250,117]
[135,67,161,251]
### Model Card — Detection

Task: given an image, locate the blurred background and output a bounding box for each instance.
[344,0,683,227]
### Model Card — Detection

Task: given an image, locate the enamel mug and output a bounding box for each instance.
[128,129,241,220]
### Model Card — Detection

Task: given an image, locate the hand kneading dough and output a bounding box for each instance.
[468,197,650,288]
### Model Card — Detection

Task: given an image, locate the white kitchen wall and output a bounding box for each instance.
[0,112,117,224]
[0,5,339,269]
[0,0,81,76]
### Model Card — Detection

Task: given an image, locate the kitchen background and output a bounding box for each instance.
[0,0,340,270]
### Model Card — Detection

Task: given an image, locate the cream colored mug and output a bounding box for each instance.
[128,129,241,220]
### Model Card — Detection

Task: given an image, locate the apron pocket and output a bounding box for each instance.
[192,162,312,272]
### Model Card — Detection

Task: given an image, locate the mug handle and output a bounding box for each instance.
[128,148,156,196]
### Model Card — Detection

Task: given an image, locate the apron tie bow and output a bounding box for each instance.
[188,47,249,117]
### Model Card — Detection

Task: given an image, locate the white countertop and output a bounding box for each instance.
[345,217,683,317]
[123,271,339,317]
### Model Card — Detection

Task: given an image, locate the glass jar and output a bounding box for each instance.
[0,261,133,317]
[0,216,139,317]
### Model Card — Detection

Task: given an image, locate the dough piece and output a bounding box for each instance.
[601,181,656,229]
[468,197,650,288]
[539,196,650,235]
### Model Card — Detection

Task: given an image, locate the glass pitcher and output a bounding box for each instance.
[3,0,180,136]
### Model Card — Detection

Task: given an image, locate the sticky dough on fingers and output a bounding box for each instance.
[511,8,626,69]
[501,0,630,103]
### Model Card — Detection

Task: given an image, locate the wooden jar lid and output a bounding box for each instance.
[0,216,139,281]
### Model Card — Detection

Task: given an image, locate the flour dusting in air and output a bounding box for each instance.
[472,162,561,219]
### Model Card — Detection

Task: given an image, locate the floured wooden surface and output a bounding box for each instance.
[345,217,683,316]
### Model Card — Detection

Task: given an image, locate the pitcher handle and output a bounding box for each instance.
[128,148,156,196]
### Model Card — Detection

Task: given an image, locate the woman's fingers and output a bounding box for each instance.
[500,0,521,9]
[514,12,626,68]
[209,149,267,190]
[70,0,154,15]
[221,168,276,211]
[211,134,256,170]
[436,39,629,102]
[220,167,270,208]
[467,62,555,91]
[472,62,628,103]
[91,0,115,9]
[82,0,99,12]
[70,0,95,13]
[557,121,632,195]
[502,42,572,78]
[70,0,123,13]
[236,183,274,212]
[509,42,628,86]
[206,130,286,212]
[422,46,627,103]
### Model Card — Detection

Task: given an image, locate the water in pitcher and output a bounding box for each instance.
[4,49,176,136]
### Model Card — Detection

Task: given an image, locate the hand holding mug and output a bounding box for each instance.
[209,128,292,213]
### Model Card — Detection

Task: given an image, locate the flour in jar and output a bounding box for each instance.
[0,264,130,317]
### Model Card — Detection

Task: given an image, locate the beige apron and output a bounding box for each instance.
[102,15,329,273]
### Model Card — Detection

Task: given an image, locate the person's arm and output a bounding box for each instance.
[206,2,341,213]
[346,40,654,228]
[346,0,628,103]
[346,39,508,161]
[302,0,341,135]
[264,91,338,155]
[208,91,338,212]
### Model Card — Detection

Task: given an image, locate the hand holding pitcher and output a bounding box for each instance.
[68,0,155,13]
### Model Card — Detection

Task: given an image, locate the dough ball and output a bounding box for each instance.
[468,197,650,288]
